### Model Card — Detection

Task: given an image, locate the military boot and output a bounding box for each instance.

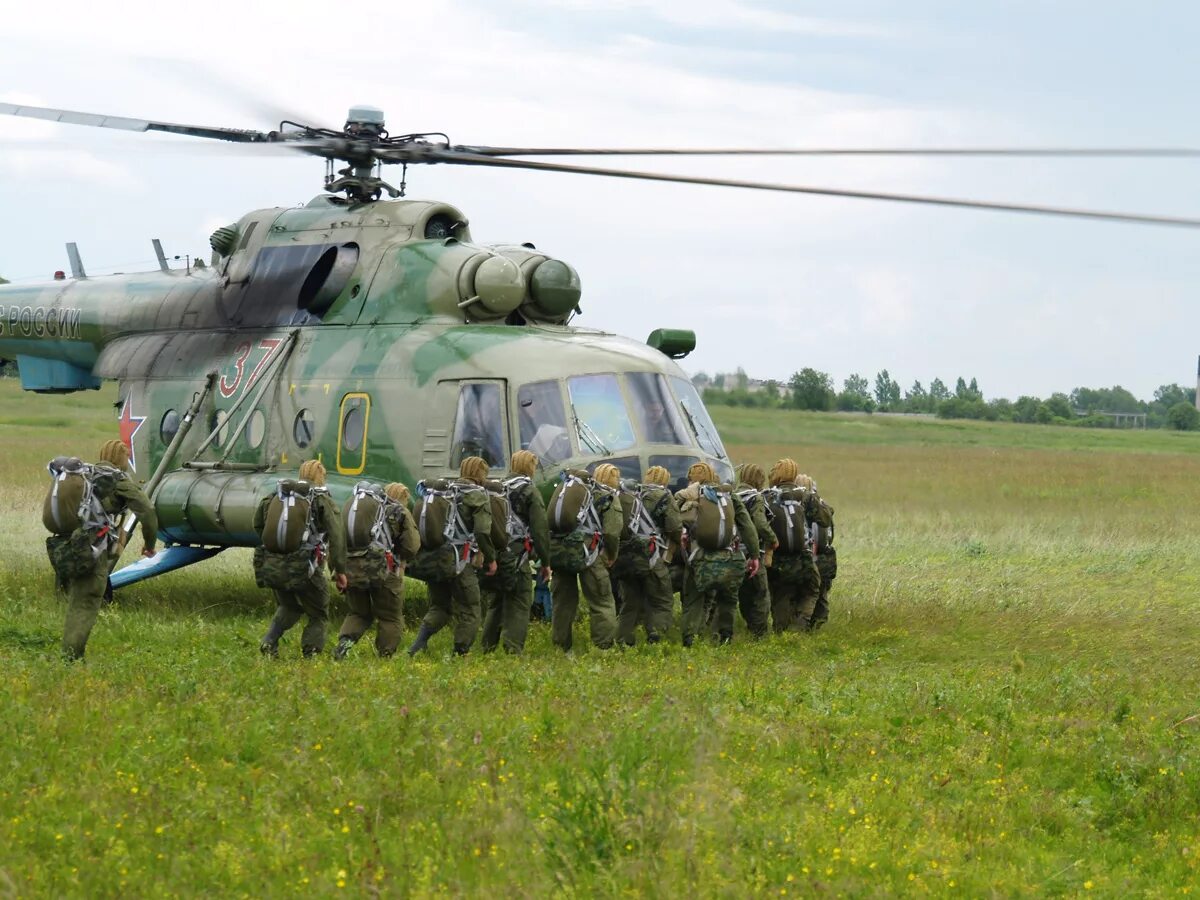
[407,623,436,657]
[333,636,356,661]
[717,630,733,645]
[453,642,471,656]
[259,624,285,658]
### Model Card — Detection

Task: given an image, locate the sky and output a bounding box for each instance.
[1,0,1199,401]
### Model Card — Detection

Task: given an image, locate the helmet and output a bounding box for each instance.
[739,463,766,490]
[460,456,489,483]
[687,461,716,484]
[298,459,327,486]
[769,458,799,487]
[99,439,129,470]
[509,450,538,478]
[643,465,671,486]
[592,463,620,489]
[384,482,411,505]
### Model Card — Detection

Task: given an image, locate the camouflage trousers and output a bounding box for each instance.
[681,550,745,644]
[813,548,838,629]
[61,560,110,661]
[338,557,406,657]
[551,560,617,651]
[420,565,482,651]
[616,561,675,646]
[737,566,771,639]
[768,552,822,632]
[481,551,534,654]
[264,567,331,656]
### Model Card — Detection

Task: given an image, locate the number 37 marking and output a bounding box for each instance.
[218,338,282,398]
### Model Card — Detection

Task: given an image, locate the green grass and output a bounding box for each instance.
[1,378,1198,896]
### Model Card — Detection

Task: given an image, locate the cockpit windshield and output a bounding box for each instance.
[567,374,637,455]
[669,376,728,459]
[626,372,690,445]
[518,379,572,464]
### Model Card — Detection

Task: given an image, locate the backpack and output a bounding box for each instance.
[813,499,835,553]
[547,470,607,572]
[691,484,740,553]
[613,482,667,578]
[413,479,479,576]
[501,475,535,563]
[765,486,812,555]
[261,479,322,554]
[42,457,121,536]
[344,481,396,552]
[483,480,514,550]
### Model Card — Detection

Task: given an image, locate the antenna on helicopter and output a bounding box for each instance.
[152,239,168,273]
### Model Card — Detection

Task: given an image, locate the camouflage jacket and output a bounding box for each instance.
[675,481,760,559]
[734,481,777,554]
[640,484,683,547]
[596,490,624,565]
[254,491,348,574]
[103,474,159,550]
[386,503,421,562]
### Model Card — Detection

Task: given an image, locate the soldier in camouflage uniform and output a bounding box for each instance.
[481,450,551,654]
[615,465,682,646]
[675,461,759,646]
[52,440,158,661]
[407,456,496,657]
[254,459,348,658]
[765,458,823,633]
[333,482,421,659]
[550,463,623,652]
[734,463,777,639]
[807,480,837,630]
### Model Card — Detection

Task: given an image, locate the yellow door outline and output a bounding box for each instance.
[336,392,371,475]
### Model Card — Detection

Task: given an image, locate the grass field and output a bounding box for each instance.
[1,379,1198,896]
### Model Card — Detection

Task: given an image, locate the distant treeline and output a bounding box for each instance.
[697,368,1200,431]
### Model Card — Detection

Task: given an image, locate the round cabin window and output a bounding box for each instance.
[245,409,266,449]
[160,409,180,445]
[341,405,365,452]
[293,409,315,448]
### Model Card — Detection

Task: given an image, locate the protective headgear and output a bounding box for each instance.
[796,474,815,491]
[593,463,620,489]
[769,458,799,487]
[99,439,129,470]
[510,450,538,478]
[643,465,671,486]
[687,461,716,484]
[460,456,489,483]
[738,463,766,490]
[298,459,327,486]
[384,482,411,506]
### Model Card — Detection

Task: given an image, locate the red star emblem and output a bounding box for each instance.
[118,397,147,472]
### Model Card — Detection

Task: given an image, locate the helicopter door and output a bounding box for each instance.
[422,379,508,473]
[336,392,371,475]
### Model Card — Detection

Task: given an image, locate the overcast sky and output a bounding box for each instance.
[2,1,1199,400]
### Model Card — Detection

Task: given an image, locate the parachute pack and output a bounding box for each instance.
[765,486,812,555]
[499,475,535,565]
[344,481,400,577]
[42,456,121,537]
[547,470,606,572]
[617,481,666,572]
[690,483,740,555]
[413,479,479,576]
[261,480,325,556]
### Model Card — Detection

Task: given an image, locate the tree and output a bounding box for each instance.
[713,373,725,389]
[1154,383,1195,408]
[905,380,929,413]
[789,368,835,411]
[763,380,781,405]
[734,367,749,391]
[873,369,901,411]
[692,371,711,388]
[836,373,874,412]
[1044,393,1074,420]
[1167,401,1200,431]
[955,376,969,399]
[1012,396,1041,423]
[929,378,950,402]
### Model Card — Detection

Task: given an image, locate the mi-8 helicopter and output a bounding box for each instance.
[2,101,1198,589]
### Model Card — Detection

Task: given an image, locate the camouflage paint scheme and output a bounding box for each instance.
[0,195,734,574]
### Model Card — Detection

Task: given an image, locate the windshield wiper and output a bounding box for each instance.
[570,403,610,456]
[679,400,720,456]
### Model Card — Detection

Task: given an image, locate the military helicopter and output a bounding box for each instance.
[2,101,1198,589]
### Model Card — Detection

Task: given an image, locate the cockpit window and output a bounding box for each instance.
[626,372,690,445]
[669,376,727,459]
[567,374,637,455]
[450,382,507,469]
[518,380,572,465]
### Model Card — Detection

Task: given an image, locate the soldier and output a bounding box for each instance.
[480,450,551,654]
[733,462,777,639]
[615,465,682,646]
[254,459,348,658]
[764,458,822,633]
[46,440,158,661]
[807,479,837,630]
[548,463,623,652]
[406,456,496,657]
[333,482,421,660]
[675,461,759,645]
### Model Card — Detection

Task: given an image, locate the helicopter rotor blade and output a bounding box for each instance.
[425,149,1200,228]
[0,102,274,143]
[449,144,1200,159]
